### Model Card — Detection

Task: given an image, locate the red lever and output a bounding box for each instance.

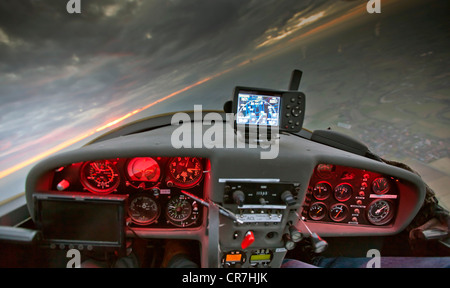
[241,231,255,250]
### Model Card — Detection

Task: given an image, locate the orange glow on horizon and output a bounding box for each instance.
[0,69,231,180]
[0,131,95,179]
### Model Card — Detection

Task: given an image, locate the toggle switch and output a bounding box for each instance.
[57,179,70,191]
[241,231,255,250]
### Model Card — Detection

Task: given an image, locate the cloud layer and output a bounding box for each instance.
[0,0,341,174]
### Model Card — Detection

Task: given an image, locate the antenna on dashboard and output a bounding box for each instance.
[288,69,303,91]
[223,100,233,113]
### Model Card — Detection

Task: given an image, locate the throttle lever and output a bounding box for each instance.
[295,215,328,254]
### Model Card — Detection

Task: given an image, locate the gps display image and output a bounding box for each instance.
[236,92,281,126]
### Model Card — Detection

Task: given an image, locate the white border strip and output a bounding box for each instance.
[218,178,280,183]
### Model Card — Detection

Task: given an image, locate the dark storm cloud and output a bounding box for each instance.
[0,0,140,71]
[0,0,336,116]
[0,0,329,75]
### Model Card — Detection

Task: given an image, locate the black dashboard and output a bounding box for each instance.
[24,118,426,267]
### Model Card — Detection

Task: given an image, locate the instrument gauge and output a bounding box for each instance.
[129,194,160,225]
[126,157,161,189]
[315,164,335,179]
[312,182,332,200]
[167,157,203,188]
[80,160,120,194]
[372,177,390,195]
[166,195,199,227]
[367,199,394,226]
[329,203,348,222]
[334,183,353,202]
[309,202,327,221]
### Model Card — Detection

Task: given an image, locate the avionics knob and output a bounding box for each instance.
[281,190,296,206]
[259,197,267,205]
[233,190,245,206]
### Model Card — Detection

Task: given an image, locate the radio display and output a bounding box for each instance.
[250,254,271,262]
[236,91,281,127]
[225,253,243,262]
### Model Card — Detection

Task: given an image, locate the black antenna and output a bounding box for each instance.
[288,69,303,91]
[223,100,233,113]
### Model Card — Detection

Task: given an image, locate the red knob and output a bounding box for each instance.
[241,231,255,250]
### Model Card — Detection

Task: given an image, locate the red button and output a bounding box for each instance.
[241,231,255,250]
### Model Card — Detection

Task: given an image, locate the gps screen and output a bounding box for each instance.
[236,92,281,126]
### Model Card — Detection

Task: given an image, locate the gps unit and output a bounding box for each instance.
[233,86,305,133]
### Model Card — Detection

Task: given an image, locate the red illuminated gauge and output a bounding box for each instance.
[372,177,390,195]
[329,203,348,222]
[167,157,203,188]
[309,202,327,221]
[80,160,120,194]
[315,164,335,179]
[126,157,161,189]
[129,194,160,225]
[312,182,332,200]
[367,199,394,225]
[334,183,353,202]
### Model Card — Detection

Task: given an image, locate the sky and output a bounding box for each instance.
[0,0,449,204]
[0,0,347,190]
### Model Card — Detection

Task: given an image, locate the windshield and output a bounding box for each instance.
[0,0,448,210]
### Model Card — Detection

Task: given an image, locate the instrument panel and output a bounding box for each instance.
[21,110,428,269]
[302,164,399,227]
[51,157,206,229]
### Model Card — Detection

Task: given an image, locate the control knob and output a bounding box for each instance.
[281,190,296,206]
[232,190,245,206]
